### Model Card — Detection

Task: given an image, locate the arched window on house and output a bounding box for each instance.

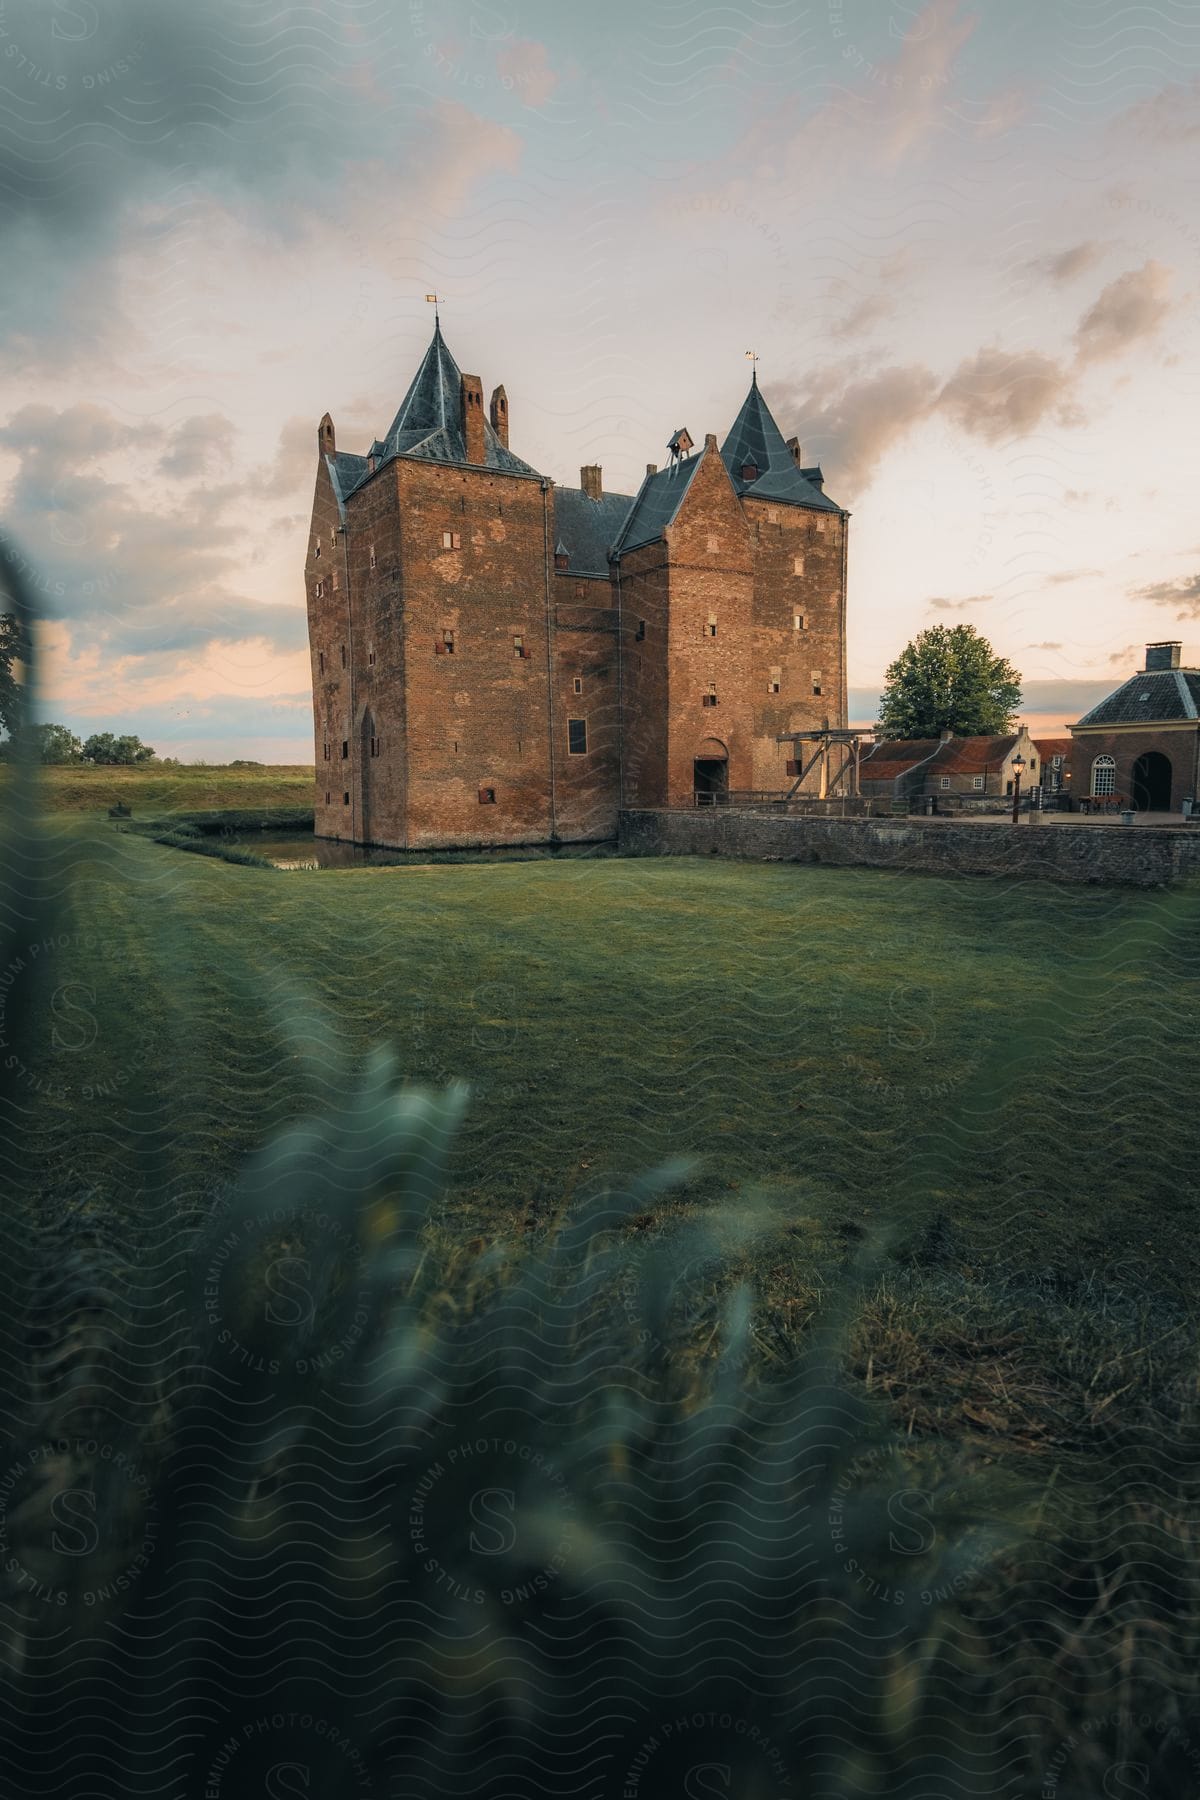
[1091,754,1116,797]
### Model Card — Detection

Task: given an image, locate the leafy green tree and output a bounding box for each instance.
[82,731,156,764]
[0,612,20,740]
[877,624,1022,739]
[34,722,83,764]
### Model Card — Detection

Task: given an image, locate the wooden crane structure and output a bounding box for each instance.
[776,725,873,800]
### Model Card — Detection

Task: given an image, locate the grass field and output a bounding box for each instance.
[3,760,314,815]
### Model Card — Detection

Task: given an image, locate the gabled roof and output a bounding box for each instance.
[553,486,636,576]
[928,734,1021,774]
[1033,736,1072,760]
[610,455,703,557]
[339,324,542,497]
[859,738,941,781]
[1072,668,1200,727]
[720,376,842,514]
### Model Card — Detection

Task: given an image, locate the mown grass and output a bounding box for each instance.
[2,760,313,815]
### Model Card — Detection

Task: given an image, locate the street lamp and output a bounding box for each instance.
[1011,753,1026,825]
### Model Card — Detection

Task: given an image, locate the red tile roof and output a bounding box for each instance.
[927,734,1019,775]
[858,738,941,781]
[1033,737,1072,761]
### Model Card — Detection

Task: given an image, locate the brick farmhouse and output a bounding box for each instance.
[1068,642,1200,812]
[305,322,849,848]
[859,728,1038,806]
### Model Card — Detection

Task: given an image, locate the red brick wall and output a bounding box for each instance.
[551,575,622,841]
[616,543,671,809]
[1069,728,1200,811]
[305,452,354,840]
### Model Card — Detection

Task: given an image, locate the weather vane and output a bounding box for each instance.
[745,348,759,382]
[425,292,443,324]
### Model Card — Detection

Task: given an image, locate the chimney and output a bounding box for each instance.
[460,373,485,464]
[580,464,603,501]
[1145,641,1181,672]
[490,384,508,449]
[319,413,335,454]
[786,435,802,463]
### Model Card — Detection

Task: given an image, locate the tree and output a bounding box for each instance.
[876,625,1022,739]
[82,732,156,765]
[0,612,21,740]
[35,722,83,764]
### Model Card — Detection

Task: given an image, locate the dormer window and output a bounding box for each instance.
[554,543,570,570]
[741,462,758,482]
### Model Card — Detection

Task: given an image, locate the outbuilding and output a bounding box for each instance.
[1068,643,1200,813]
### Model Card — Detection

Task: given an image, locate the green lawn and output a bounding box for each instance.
[3,761,314,815]
[19,820,1199,1311]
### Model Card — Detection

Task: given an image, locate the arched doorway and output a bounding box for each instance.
[1131,750,1172,811]
[693,737,728,806]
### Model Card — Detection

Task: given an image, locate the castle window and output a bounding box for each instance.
[478,786,496,804]
[437,629,455,655]
[816,518,826,533]
[326,792,330,805]
[973,776,984,791]
[707,535,719,553]
[702,687,718,708]
[811,672,822,695]
[940,776,950,790]
[1091,754,1116,797]
[1029,757,1037,774]
[706,615,717,638]
[793,555,804,575]
[341,740,349,759]
[567,719,588,755]
[368,650,376,666]
[741,463,758,482]
[573,676,583,695]
[332,570,339,591]
[513,634,525,658]
[343,792,350,805]
[323,743,330,761]
[369,544,377,569]
[767,508,779,524]
[370,736,380,757]
[794,612,806,631]
[318,651,325,673]
[768,668,781,695]
[314,540,321,558]
[636,620,645,642]
[340,644,346,668]
[441,530,461,550]
[314,580,324,599]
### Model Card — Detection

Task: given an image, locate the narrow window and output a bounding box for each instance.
[702,686,718,708]
[343,791,350,805]
[794,611,806,631]
[437,629,455,655]
[573,676,583,695]
[513,634,524,658]
[567,718,588,755]
[1029,757,1037,774]
[371,736,380,757]
[340,644,346,668]
[767,507,779,524]
[768,667,781,695]
[635,620,645,642]
[793,555,804,575]
[441,529,461,550]
[706,614,717,638]
[369,544,377,569]
[973,775,984,791]
[314,580,324,599]
[812,672,822,696]
[478,786,496,804]
[940,776,950,790]
[341,740,348,759]
[318,651,325,673]
[325,792,330,805]
[368,650,376,666]
[332,570,339,591]
[314,540,321,558]
[323,743,330,761]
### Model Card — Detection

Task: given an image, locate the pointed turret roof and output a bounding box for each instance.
[720,377,841,513]
[336,324,542,498]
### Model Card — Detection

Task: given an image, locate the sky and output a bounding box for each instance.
[1,0,1198,758]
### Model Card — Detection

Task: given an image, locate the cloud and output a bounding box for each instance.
[938,346,1084,441]
[1027,642,1063,651]
[785,361,940,493]
[1121,78,1200,144]
[928,594,991,610]
[1026,242,1105,284]
[1074,261,1173,365]
[829,292,895,340]
[1046,569,1101,585]
[495,39,560,108]
[157,415,237,480]
[1133,572,1200,616]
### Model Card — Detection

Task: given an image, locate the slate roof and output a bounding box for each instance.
[552,486,637,576]
[859,739,941,781]
[610,455,703,556]
[338,324,543,499]
[720,375,842,514]
[1072,669,1200,727]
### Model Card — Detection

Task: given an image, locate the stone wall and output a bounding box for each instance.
[619,808,1200,888]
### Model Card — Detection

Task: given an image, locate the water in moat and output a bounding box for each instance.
[251,834,615,870]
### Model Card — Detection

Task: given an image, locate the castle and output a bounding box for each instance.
[305,321,849,848]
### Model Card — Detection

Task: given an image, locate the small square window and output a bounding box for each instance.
[816,519,826,533]
[702,688,718,708]
[567,718,588,755]
[438,629,455,655]
[341,740,348,759]
[794,612,806,631]
[573,676,583,695]
[768,668,781,695]
[940,776,950,790]
[973,776,984,791]
[706,615,717,638]
[441,530,461,550]
[812,672,822,695]
[767,508,779,524]
[740,463,757,482]
[478,786,496,804]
